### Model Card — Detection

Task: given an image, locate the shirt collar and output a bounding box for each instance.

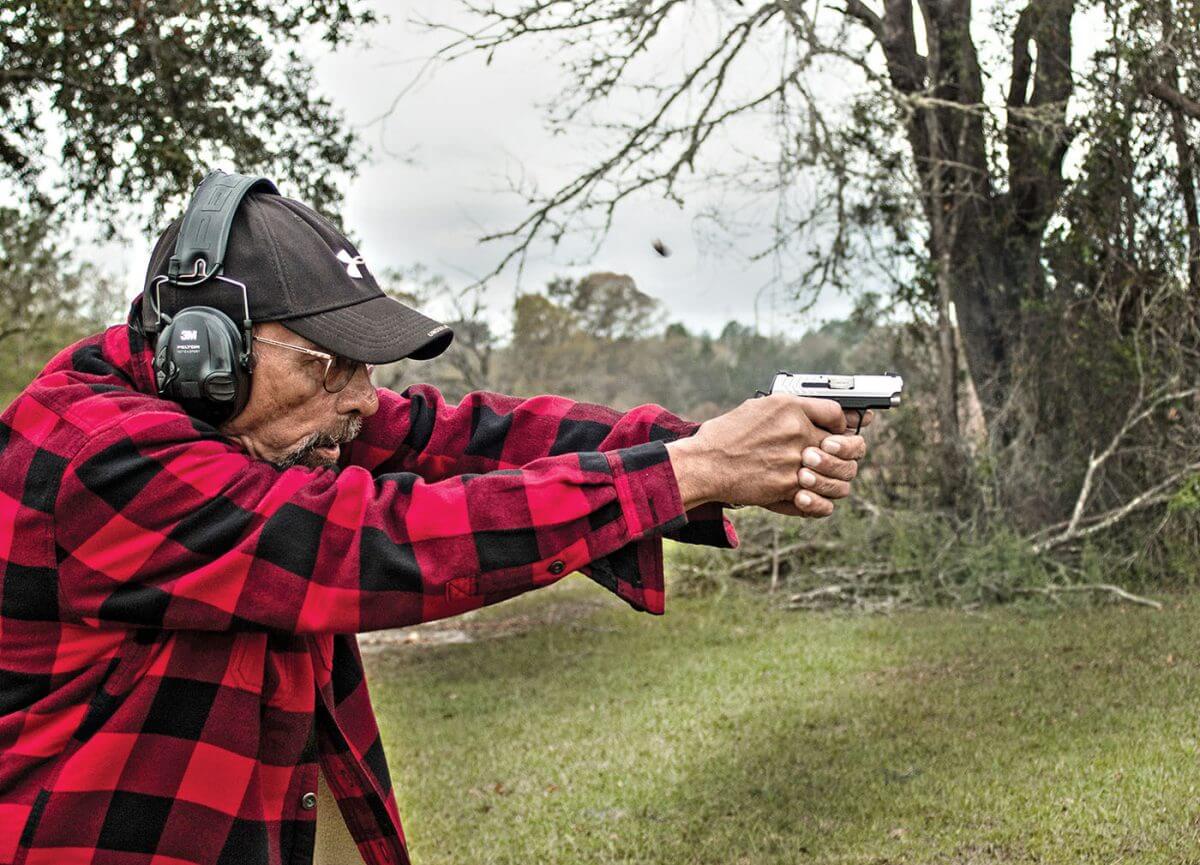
[120,294,160,396]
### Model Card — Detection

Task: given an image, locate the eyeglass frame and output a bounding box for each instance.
[251,335,375,393]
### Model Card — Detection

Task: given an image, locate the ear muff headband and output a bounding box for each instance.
[170,171,280,286]
[151,170,279,425]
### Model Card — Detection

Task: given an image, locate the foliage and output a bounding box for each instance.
[670,505,1062,609]
[0,205,124,407]
[0,0,376,232]
[1167,475,1200,515]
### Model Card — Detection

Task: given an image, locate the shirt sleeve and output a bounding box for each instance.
[344,384,739,552]
[53,407,690,634]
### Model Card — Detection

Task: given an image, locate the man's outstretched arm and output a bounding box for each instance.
[341,385,869,610]
[344,384,739,549]
[346,384,700,478]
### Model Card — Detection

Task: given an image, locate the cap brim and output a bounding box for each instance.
[280,295,454,364]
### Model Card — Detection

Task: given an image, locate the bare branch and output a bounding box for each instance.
[1033,460,1200,553]
[451,6,787,281]
[840,0,884,40]
[1062,387,1199,537]
[1147,79,1200,121]
[1012,584,1162,610]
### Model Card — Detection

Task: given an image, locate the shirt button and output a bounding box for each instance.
[301,791,317,810]
[548,560,565,575]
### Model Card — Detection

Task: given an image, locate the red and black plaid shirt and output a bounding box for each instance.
[0,299,736,865]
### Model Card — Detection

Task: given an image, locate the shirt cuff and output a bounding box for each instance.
[669,502,740,549]
[577,441,689,615]
[604,440,690,541]
[653,420,739,550]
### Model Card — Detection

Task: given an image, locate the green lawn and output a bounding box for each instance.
[363,577,1200,864]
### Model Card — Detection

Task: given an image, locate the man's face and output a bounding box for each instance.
[220,321,380,469]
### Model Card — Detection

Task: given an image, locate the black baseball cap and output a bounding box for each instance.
[142,190,453,363]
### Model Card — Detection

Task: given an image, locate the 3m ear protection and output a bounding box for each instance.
[149,170,279,425]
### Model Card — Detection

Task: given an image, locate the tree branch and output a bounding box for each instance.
[1012,584,1162,610]
[1005,0,1074,235]
[1033,460,1200,553]
[841,0,884,40]
[1147,79,1200,121]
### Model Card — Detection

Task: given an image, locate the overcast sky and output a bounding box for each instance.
[94,2,855,338]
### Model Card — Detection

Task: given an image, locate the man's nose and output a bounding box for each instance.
[337,365,379,418]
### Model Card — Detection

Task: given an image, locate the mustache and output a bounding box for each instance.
[273,416,363,470]
[308,416,362,450]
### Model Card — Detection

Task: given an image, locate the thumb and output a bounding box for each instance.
[795,397,848,434]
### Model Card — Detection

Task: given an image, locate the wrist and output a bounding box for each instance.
[665,436,716,510]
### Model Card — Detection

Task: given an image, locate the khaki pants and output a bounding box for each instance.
[313,766,365,865]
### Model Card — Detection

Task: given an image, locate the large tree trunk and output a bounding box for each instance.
[948,221,1044,417]
[872,0,1073,444]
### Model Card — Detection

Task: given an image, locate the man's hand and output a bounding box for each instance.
[666,396,872,518]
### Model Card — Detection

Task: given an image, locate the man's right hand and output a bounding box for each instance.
[665,394,868,518]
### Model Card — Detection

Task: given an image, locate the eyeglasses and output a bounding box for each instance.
[252,336,375,393]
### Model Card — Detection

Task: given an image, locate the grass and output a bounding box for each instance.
[361,576,1200,864]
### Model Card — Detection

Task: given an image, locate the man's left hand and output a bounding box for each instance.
[764,408,872,518]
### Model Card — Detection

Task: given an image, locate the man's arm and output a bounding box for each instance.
[53,406,689,633]
[344,384,738,549]
[347,384,696,477]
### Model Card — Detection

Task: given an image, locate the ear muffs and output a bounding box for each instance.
[149,170,277,424]
[154,306,252,426]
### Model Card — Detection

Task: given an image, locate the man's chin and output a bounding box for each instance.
[271,421,359,470]
[272,443,341,471]
[296,446,340,470]
[310,442,341,465]
[302,454,339,469]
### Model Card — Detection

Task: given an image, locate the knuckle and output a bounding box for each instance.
[832,458,855,481]
[827,480,851,499]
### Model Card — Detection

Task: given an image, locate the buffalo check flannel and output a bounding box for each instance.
[0,298,737,865]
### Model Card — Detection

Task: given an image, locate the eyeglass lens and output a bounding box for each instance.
[323,355,372,393]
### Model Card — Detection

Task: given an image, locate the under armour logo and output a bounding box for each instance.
[337,249,366,279]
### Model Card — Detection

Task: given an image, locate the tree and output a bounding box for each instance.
[546,271,662,340]
[0,0,376,231]
[0,204,124,406]
[507,291,601,398]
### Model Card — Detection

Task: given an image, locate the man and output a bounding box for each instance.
[0,184,869,865]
